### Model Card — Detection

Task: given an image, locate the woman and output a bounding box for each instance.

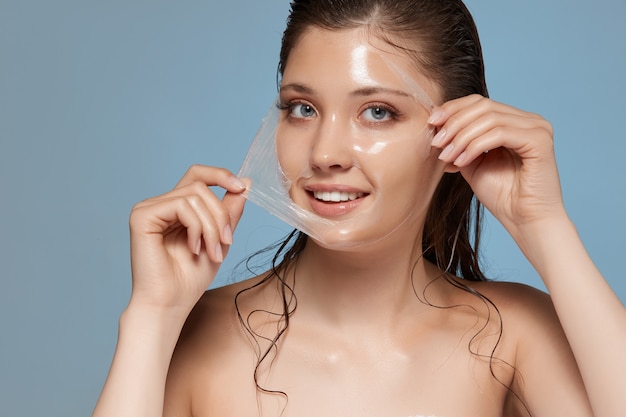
[93,1,625,416]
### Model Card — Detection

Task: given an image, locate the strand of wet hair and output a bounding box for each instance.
[234,229,302,416]
[412,221,531,417]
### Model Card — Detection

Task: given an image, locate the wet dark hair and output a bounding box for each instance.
[234,0,523,413]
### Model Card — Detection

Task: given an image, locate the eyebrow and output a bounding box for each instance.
[280,82,411,98]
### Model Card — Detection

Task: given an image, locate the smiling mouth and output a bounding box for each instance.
[312,190,367,202]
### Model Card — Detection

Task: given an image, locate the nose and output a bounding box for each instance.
[309,113,355,172]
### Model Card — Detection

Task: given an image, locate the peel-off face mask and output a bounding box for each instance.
[238,39,439,249]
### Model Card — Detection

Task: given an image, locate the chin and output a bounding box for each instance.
[303,221,397,252]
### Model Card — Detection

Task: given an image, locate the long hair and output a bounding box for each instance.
[235,0,515,412]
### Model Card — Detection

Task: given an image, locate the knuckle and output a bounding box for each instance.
[129,204,147,228]
[541,119,554,137]
[186,193,203,209]
[492,125,508,138]
[472,93,488,102]
[176,196,192,212]
[187,164,204,175]
[446,113,462,130]
[476,111,498,129]
[182,164,210,183]
[190,180,210,194]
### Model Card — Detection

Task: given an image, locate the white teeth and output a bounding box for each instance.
[313,191,364,202]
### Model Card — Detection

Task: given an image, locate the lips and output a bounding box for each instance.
[304,185,369,217]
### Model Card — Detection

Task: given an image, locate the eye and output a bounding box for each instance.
[363,106,389,122]
[360,105,398,123]
[290,103,317,119]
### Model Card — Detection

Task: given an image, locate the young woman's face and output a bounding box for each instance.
[276,27,447,247]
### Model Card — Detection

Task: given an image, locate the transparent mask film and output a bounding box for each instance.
[238,51,438,249]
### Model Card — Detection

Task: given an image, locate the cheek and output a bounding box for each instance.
[275,129,309,181]
[364,139,444,210]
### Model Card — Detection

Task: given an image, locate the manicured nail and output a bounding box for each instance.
[438,143,454,161]
[215,244,224,263]
[454,151,467,166]
[428,108,444,125]
[431,128,447,147]
[230,176,246,190]
[223,224,233,245]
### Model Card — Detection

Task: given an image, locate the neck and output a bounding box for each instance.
[291,231,442,333]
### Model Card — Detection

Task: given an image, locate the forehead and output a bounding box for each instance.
[281,26,439,103]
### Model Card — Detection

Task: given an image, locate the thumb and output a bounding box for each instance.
[221,177,251,231]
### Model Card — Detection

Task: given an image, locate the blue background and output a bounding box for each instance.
[1,1,624,415]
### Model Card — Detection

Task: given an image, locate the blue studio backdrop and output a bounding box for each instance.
[1,1,624,416]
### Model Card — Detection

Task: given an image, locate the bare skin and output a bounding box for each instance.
[92,27,625,417]
[164,269,590,417]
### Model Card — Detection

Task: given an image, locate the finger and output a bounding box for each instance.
[430,96,493,148]
[437,111,544,163]
[137,179,240,248]
[135,166,246,211]
[130,197,205,257]
[183,181,234,247]
[135,179,221,209]
[428,94,484,127]
[449,125,553,168]
[137,181,234,234]
[181,191,228,263]
[430,96,535,149]
[166,178,251,261]
[175,165,247,194]
[221,177,251,232]
[458,147,512,185]
[135,189,230,263]
[431,94,538,125]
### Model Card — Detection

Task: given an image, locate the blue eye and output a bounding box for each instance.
[362,106,391,122]
[291,103,316,118]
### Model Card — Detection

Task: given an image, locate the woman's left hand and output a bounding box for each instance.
[429,96,626,417]
[428,94,567,241]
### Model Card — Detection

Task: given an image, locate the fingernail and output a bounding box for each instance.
[215,244,224,263]
[454,151,467,166]
[230,176,246,190]
[431,128,447,147]
[223,224,233,245]
[194,239,202,256]
[438,143,454,161]
[428,108,444,125]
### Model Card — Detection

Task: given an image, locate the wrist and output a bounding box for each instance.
[120,301,190,341]
[512,213,581,278]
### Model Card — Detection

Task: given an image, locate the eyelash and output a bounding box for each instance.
[276,100,403,124]
[276,100,315,119]
[360,102,402,124]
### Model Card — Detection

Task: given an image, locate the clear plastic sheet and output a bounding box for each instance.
[238,48,438,249]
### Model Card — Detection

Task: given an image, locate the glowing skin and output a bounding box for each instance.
[273,27,446,248]
[351,45,375,85]
[238,28,439,248]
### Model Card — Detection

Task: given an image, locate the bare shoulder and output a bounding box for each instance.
[467,280,558,324]
[174,275,267,361]
[460,282,592,415]
[462,279,571,360]
[163,274,268,414]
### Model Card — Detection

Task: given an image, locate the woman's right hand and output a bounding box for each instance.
[127,165,248,315]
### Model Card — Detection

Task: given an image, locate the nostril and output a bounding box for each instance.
[309,137,354,172]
